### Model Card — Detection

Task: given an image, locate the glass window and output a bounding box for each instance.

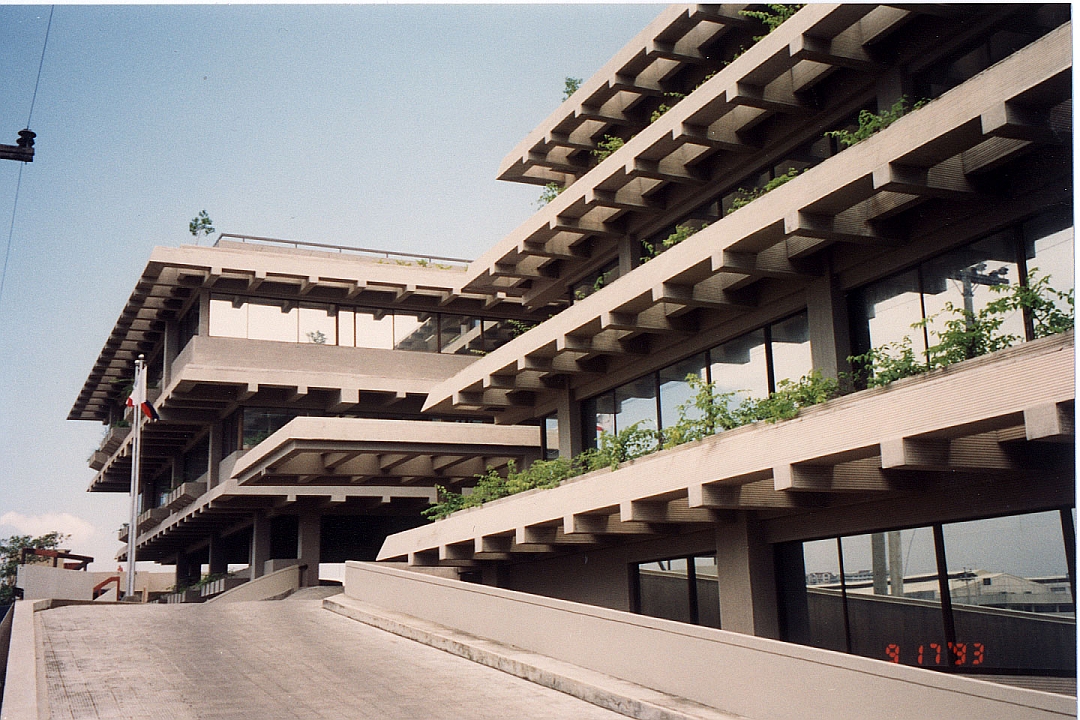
[181,435,210,484]
[439,315,483,355]
[591,393,616,440]
[209,295,247,338]
[393,310,435,352]
[635,554,719,628]
[850,268,926,355]
[1025,213,1074,319]
[800,539,847,653]
[922,233,1024,347]
[178,302,200,351]
[614,375,658,436]
[354,308,395,350]
[542,415,559,460]
[242,408,297,450]
[298,303,336,345]
[337,308,356,347]
[769,312,812,385]
[710,329,768,408]
[247,299,298,343]
[942,512,1075,674]
[659,353,708,428]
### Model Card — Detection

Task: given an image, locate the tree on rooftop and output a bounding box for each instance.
[188,210,215,245]
[1,531,68,605]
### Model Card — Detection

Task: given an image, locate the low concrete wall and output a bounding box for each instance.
[1,600,49,720]
[207,565,301,604]
[344,562,1075,720]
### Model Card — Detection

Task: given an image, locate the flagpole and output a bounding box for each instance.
[125,354,144,600]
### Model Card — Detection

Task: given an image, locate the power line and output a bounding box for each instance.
[27,5,55,128]
[0,164,25,310]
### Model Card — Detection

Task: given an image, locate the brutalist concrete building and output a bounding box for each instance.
[73,4,1074,713]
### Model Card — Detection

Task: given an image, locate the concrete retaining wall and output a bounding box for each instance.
[207,565,301,604]
[343,562,1075,720]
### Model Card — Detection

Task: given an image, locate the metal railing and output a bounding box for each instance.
[213,233,472,268]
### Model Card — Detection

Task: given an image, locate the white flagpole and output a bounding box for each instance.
[125,354,145,600]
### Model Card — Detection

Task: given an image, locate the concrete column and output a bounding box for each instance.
[207,534,228,576]
[871,532,888,595]
[162,317,180,388]
[207,420,223,489]
[250,511,271,580]
[556,386,583,458]
[297,509,321,587]
[617,235,642,278]
[715,514,779,639]
[806,257,852,386]
[175,552,197,587]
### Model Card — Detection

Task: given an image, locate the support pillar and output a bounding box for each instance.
[297,509,321,587]
[207,534,228,576]
[715,514,779,638]
[806,256,852,386]
[250,511,271,580]
[175,552,197,587]
[617,235,642,278]
[556,385,583,458]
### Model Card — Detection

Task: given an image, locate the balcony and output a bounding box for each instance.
[163,481,206,512]
[136,507,169,534]
[88,450,110,471]
[99,424,131,456]
[117,524,129,543]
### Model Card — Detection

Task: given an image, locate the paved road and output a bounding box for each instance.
[39,590,629,720]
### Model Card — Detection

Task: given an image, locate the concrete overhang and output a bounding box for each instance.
[428,25,1073,415]
[69,241,539,423]
[383,333,1075,566]
[470,4,889,297]
[232,416,542,486]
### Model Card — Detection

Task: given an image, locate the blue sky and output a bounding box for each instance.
[0,3,662,569]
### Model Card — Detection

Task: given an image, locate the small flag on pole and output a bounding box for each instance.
[125,363,160,421]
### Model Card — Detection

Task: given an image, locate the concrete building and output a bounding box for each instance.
[72,2,1073,711]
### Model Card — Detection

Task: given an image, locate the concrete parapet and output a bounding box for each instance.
[1,600,50,720]
[342,562,1076,720]
[207,565,301,604]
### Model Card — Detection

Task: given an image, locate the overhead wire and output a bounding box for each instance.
[1,6,54,313]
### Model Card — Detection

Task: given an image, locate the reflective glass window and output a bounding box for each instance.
[659,353,708,428]
[800,538,847,652]
[851,268,926,355]
[394,310,436,352]
[770,312,812,385]
[247,299,298,342]
[354,308,395,349]
[614,375,658,437]
[209,295,248,338]
[1025,213,1074,322]
[337,308,356,347]
[299,303,336,345]
[922,232,1024,347]
[637,558,691,623]
[439,315,483,355]
[942,512,1075,674]
[710,329,768,407]
[841,528,944,668]
[181,435,210,484]
[593,392,615,439]
[242,408,297,450]
[543,416,559,460]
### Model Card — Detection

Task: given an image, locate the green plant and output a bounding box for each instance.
[849,273,1074,387]
[729,167,802,211]
[536,182,564,208]
[1,532,69,604]
[825,97,927,148]
[306,330,327,344]
[592,135,625,162]
[507,319,538,339]
[740,4,804,41]
[650,92,687,123]
[415,258,429,267]
[563,77,582,100]
[641,223,707,262]
[188,210,215,244]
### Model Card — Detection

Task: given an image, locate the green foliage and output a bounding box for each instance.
[729,167,802,211]
[422,373,839,520]
[1,532,69,604]
[188,210,215,243]
[740,4,804,41]
[306,330,327,345]
[650,92,687,123]
[507,319,538,339]
[849,273,1074,388]
[641,223,706,262]
[825,97,927,148]
[563,77,582,100]
[592,135,625,162]
[536,182,564,208]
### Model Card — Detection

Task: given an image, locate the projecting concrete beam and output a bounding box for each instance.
[619,498,718,524]
[1024,402,1075,442]
[774,458,899,493]
[871,162,975,199]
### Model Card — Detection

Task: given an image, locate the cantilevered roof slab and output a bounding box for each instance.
[70,240,543,423]
[232,417,541,487]
[382,333,1075,567]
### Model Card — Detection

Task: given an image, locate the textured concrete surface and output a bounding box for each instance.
[38,590,630,720]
